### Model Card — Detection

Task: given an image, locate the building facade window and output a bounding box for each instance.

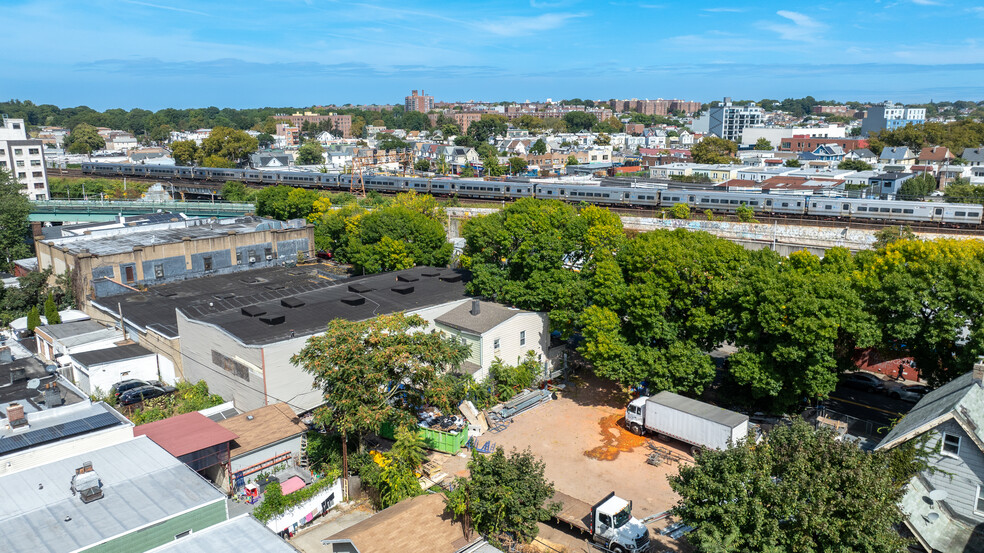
[16,160,24,167]
[942,433,960,456]
[13,149,22,155]
[977,485,984,513]
[520,330,526,346]
[493,338,500,350]
[154,264,164,278]
[28,148,39,155]
[203,256,213,271]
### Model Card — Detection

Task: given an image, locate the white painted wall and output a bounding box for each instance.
[72,353,176,396]
[265,477,343,533]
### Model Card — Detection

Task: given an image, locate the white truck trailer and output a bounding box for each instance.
[552,491,652,552]
[625,391,748,455]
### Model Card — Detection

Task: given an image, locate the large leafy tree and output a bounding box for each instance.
[291,313,468,496]
[170,140,199,165]
[669,420,909,553]
[562,111,597,132]
[296,140,325,165]
[467,114,508,143]
[0,169,33,270]
[461,199,623,334]
[199,126,258,166]
[254,185,321,220]
[580,230,745,393]
[691,137,738,164]
[528,138,547,155]
[445,447,561,544]
[726,249,879,411]
[65,123,106,155]
[856,239,984,386]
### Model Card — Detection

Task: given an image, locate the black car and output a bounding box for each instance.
[118,385,177,406]
[839,372,884,393]
[111,379,150,398]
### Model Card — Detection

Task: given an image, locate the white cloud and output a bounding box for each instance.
[480,12,585,36]
[703,7,745,12]
[911,0,943,5]
[120,0,209,16]
[766,10,826,42]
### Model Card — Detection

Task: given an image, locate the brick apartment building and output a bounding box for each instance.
[272,112,352,137]
[405,90,435,113]
[779,136,868,153]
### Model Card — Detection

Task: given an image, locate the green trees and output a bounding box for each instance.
[594,132,611,146]
[220,180,253,202]
[670,203,691,219]
[377,135,409,151]
[435,154,450,175]
[413,159,431,172]
[199,126,258,166]
[0,169,33,271]
[565,155,579,166]
[445,447,560,544]
[725,250,879,411]
[255,185,320,220]
[897,173,937,197]
[562,111,597,133]
[170,140,199,165]
[296,140,325,165]
[691,137,738,164]
[65,123,105,155]
[753,137,773,150]
[669,420,908,553]
[507,156,528,175]
[784,158,802,167]
[26,306,41,334]
[528,138,547,155]
[43,293,60,324]
[467,114,508,143]
[735,204,756,222]
[292,313,468,496]
[838,159,872,171]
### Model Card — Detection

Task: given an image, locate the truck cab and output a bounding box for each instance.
[625,397,647,435]
[591,493,651,552]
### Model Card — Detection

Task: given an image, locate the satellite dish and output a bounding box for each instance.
[925,512,940,524]
[929,489,948,502]
[26,379,41,390]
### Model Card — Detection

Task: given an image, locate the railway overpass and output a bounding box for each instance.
[29,200,256,223]
[445,207,983,257]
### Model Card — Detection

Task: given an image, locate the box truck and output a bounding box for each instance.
[625,391,748,455]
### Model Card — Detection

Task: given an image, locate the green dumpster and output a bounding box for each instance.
[379,421,470,454]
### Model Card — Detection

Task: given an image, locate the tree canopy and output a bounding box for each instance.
[669,420,909,553]
[691,137,738,164]
[199,126,258,166]
[0,169,33,271]
[296,140,325,165]
[468,114,508,143]
[563,111,597,133]
[65,123,106,155]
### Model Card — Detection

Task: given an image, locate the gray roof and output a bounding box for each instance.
[962,147,984,162]
[146,515,300,553]
[40,216,297,257]
[0,436,226,553]
[0,401,130,456]
[36,320,107,341]
[850,148,876,159]
[647,391,748,429]
[880,146,915,160]
[0,358,86,411]
[71,344,154,367]
[875,371,984,450]
[435,300,524,335]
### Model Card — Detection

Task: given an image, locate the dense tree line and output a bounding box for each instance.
[867,119,984,155]
[461,199,984,412]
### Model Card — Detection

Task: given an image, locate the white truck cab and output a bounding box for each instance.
[592,493,650,552]
[625,396,647,434]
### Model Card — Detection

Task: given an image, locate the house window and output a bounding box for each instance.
[942,433,960,456]
[520,330,526,346]
[124,266,135,283]
[29,148,39,155]
[203,256,213,271]
[236,250,242,264]
[14,149,22,155]
[493,338,500,350]
[154,264,164,278]
[977,485,984,514]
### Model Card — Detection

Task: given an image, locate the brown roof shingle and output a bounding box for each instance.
[328,493,471,553]
[218,403,308,458]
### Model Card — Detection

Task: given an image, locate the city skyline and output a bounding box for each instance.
[4,0,984,110]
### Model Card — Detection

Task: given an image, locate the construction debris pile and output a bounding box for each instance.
[416,406,466,434]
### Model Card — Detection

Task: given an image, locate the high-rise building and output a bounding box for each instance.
[405,90,435,113]
[0,116,49,200]
[708,97,764,142]
[860,102,926,136]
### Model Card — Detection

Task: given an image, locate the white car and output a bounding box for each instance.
[884,382,931,402]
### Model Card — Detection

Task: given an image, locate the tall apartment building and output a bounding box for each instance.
[708,97,764,142]
[609,99,702,116]
[405,90,435,113]
[271,112,352,137]
[0,116,49,200]
[860,102,926,136]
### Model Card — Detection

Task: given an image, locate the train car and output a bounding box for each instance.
[242,169,262,182]
[453,180,508,200]
[938,203,984,225]
[141,165,182,179]
[672,189,808,215]
[176,166,194,178]
[534,183,644,207]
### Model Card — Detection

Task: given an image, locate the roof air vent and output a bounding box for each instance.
[281,297,305,309]
[421,271,441,277]
[241,305,266,317]
[397,274,419,282]
[391,284,414,295]
[341,295,366,306]
[440,274,462,283]
[72,462,104,504]
[214,293,235,300]
[348,283,373,293]
[259,313,286,325]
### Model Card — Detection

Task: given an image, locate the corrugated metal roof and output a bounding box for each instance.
[647,391,748,428]
[0,436,226,553]
[70,344,154,367]
[135,412,238,458]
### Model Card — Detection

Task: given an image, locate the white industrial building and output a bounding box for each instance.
[0,116,49,200]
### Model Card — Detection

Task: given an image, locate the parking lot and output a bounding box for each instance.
[476,374,691,525]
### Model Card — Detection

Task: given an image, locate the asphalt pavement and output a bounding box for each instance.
[821,383,916,440]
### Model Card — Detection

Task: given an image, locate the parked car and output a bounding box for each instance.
[118,384,177,406]
[111,379,149,398]
[839,372,885,393]
[884,382,931,402]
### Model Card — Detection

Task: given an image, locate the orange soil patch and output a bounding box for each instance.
[584,413,647,461]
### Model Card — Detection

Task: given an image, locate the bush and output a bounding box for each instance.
[671,203,691,220]
[736,204,757,223]
[488,352,539,401]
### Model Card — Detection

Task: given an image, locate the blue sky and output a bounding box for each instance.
[4,0,984,109]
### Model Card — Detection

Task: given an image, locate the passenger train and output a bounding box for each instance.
[80,162,984,226]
